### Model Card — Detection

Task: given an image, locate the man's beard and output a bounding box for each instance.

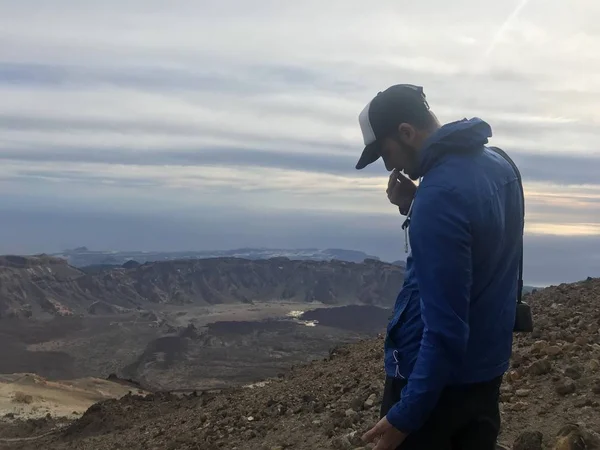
[403,146,420,180]
[390,136,419,180]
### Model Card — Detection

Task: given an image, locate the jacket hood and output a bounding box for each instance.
[416,118,492,178]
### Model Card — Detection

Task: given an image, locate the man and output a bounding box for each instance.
[356,85,523,450]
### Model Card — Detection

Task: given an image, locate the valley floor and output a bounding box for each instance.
[0,301,382,392]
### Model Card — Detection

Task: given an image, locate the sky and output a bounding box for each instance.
[1,0,599,286]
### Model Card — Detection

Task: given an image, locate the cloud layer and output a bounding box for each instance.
[1,0,599,284]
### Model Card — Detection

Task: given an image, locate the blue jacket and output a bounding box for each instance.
[385,118,523,433]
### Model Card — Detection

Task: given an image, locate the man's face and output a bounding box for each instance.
[378,128,420,179]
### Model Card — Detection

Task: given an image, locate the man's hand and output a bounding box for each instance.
[362,416,408,450]
[387,169,417,215]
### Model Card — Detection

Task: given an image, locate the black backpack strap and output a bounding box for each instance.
[488,146,525,304]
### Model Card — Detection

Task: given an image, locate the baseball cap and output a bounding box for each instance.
[355,84,430,170]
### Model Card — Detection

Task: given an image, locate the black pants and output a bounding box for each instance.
[380,375,502,450]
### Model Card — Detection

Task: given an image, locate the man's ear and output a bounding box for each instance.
[397,123,415,143]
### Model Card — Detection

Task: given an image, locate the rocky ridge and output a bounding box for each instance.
[6,277,600,450]
[0,255,88,318]
[0,256,404,318]
[55,247,380,268]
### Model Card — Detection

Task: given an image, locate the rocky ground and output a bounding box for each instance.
[3,277,600,450]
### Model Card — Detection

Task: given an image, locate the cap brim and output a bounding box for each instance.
[355,141,381,170]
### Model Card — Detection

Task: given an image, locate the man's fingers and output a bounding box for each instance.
[362,430,378,444]
[390,178,409,203]
[372,433,396,450]
[372,440,386,450]
[392,181,405,195]
[362,424,381,443]
[387,169,398,194]
[394,170,411,186]
[362,419,387,443]
[391,173,416,198]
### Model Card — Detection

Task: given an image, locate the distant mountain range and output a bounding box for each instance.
[1,248,537,320]
[53,247,381,268]
[0,254,405,319]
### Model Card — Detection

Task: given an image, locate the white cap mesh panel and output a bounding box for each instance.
[358,101,376,146]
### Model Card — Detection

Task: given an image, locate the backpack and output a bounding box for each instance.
[488,146,533,333]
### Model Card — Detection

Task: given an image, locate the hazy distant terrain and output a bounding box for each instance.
[0,255,403,317]
[53,247,380,268]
